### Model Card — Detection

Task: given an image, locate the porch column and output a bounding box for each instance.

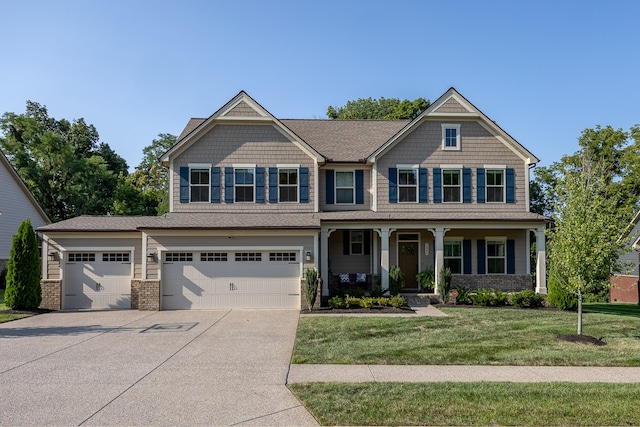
[320,228,331,297]
[535,227,547,294]
[429,227,447,295]
[378,227,390,292]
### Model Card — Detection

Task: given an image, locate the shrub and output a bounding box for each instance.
[5,219,41,309]
[389,265,404,296]
[471,288,494,306]
[376,297,390,306]
[328,296,346,309]
[511,289,545,308]
[389,294,407,308]
[370,279,387,298]
[493,289,508,306]
[547,276,578,310]
[304,268,319,311]
[415,267,435,292]
[345,296,362,308]
[439,267,452,303]
[454,286,472,305]
[360,297,376,308]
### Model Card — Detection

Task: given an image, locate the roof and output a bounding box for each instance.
[0,149,50,224]
[317,210,548,223]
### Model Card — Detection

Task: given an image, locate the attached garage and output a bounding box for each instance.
[64,252,133,309]
[161,249,301,309]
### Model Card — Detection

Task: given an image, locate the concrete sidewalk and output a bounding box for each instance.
[287,364,640,384]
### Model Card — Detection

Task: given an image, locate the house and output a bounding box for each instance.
[610,210,640,303]
[37,87,548,311]
[0,149,50,271]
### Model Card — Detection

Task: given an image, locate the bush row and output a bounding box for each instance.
[328,294,407,309]
[453,288,545,308]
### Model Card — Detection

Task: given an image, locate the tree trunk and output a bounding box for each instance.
[577,290,583,335]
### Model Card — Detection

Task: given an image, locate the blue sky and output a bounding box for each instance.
[1,0,638,171]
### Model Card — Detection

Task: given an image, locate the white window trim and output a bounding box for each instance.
[486,237,507,275]
[350,230,364,255]
[443,238,463,274]
[485,168,506,204]
[278,167,299,203]
[442,168,463,203]
[189,166,211,203]
[442,123,461,151]
[234,167,256,203]
[397,167,419,204]
[335,170,355,205]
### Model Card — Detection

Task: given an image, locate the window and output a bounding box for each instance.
[442,124,461,150]
[444,241,462,274]
[443,170,461,202]
[398,169,418,203]
[350,230,364,255]
[235,252,262,261]
[234,168,254,202]
[279,168,298,202]
[486,169,505,203]
[201,252,227,262]
[190,168,210,202]
[269,252,296,261]
[165,252,193,262]
[102,253,130,262]
[487,240,506,274]
[68,253,95,262]
[335,171,354,204]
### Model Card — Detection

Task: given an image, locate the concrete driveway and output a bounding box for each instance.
[0,310,318,426]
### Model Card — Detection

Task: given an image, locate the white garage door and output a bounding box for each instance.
[162,250,301,310]
[64,252,132,309]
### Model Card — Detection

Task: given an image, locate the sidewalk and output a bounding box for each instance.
[287,364,640,384]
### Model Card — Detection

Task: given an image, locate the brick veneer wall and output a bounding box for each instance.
[131,280,160,311]
[452,274,533,292]
[610,275,639,304]
[40,280,62,310]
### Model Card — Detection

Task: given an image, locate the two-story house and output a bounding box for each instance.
[38,88,547,311]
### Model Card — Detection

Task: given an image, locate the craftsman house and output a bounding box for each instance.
[38,88,547,310]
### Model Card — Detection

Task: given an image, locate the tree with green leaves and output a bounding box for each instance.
[327,97,430,120]
[547,155,630,335]
[5,219,41,309]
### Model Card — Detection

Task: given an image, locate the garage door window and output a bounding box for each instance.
[235,252,262,261]
[102,253,130,262]
[68,253,95,262]
[201,252,228,261]
[270,252,296,261]
[166,252,193,262]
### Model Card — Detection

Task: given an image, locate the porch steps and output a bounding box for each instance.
[401,293,433,307]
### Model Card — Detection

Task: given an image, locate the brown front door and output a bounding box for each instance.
[398,241,419,289]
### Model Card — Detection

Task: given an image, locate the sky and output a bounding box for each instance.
[1,0,638,171]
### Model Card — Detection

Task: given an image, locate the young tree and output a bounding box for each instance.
[547,155,630,335]
[5,219,41,309]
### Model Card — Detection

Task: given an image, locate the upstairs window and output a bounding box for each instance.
[398,169,418,203]
[442,124,461,151]
[442,169,462,202]
[234,168,254,202]
[486,169,505,203]
[335,171,355,204]
[190,168,210,202]
[279,168,298,202]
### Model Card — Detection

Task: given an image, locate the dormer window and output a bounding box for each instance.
[442,124,461,151]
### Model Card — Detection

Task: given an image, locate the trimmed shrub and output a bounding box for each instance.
[345,296,362,308]
[493,289,508,306]
[304,268,319,311]
[360,297,376,308]
[471,288,494,306]
[5,219,41,309]
[389,294,407,308]
[511,289,545,308]
[328,296,346,309]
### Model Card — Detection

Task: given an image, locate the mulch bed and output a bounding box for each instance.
[303,306,415,314]
[557,334,607,346]
[0,308,51,315]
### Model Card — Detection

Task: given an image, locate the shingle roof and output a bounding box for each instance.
[317,210,548,223]
[36,216,163,232]
[176,118,206,141]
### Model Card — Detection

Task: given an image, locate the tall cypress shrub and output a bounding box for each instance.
[5,219,41,309]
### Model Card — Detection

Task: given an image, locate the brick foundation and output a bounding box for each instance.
[610,275,639,304]
[132,280,160,311]
[40,280,62,310]
[452,274,533,292]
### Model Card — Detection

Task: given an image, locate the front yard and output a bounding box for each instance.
[0,289,34,323]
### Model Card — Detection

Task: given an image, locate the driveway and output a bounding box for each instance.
[0,310,318,426]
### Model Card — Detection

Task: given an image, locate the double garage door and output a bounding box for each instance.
[162,250,301,310]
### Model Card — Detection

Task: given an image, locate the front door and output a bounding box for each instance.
[398,241,419,289]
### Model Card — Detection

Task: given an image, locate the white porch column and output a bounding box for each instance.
[320,228,331,297]
[429,227,447,295]
[378,227,390,292]
[535,227,547,294]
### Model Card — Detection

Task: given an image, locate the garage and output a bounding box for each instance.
[161,250,301,309]
[64,252,133,309]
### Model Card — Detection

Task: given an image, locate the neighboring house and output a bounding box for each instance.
[37,87,548,311]
[0,149,50,271]
[610,210,640,303]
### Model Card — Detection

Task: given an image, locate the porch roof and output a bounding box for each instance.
[316,210,548,223]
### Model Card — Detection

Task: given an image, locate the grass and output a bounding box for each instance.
[0,288,32,323]
[292,305,640,366]
[289,382,640,426]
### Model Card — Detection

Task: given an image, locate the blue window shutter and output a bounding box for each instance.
[463,239,472,274]
[179,167,189,203]
[507,239,516,274]
[300,167,309,203]
[419,168,428,203]
[268,168,278,203]
[506,168,515,203]
[326,170,335,204]
[389,167,398,203]
[224,167,234,203]
[211,167,220,203]
[355,170,364,204]
[477,239,486,274]
[477,168,485,203]
[463,168,472,203]
[255,167,265,203]
[433,168,442,203]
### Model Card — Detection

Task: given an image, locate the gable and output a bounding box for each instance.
[432,97,471,114]
[223,101,262,118]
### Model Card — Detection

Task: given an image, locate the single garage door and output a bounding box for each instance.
[162,250,301,309]
[64,252,132,309]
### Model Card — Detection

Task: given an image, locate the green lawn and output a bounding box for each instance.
[292,305,640,366]
[289,382,640,426]
[0,288,31,323]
